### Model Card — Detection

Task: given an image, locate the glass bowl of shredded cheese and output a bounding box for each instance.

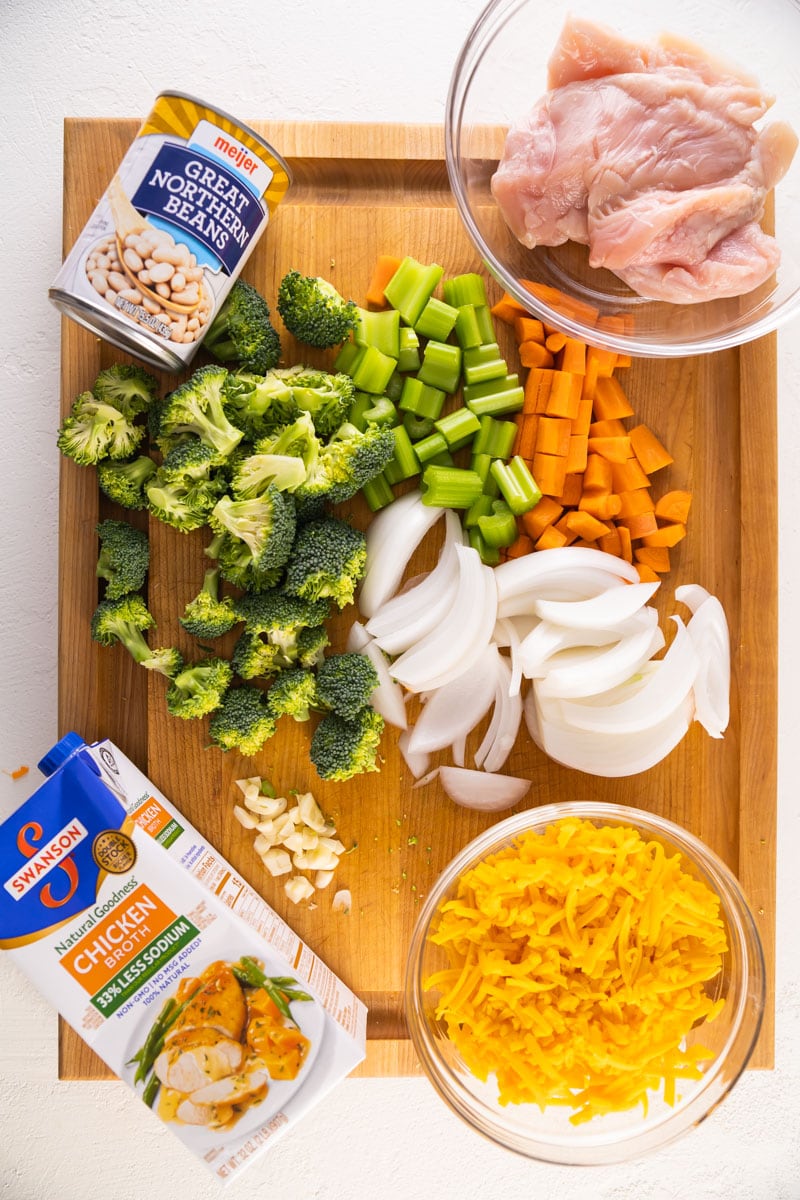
[405,802,765,1164]
[445,0,800,356]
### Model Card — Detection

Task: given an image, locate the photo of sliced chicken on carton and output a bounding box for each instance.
[0,732,366,1185]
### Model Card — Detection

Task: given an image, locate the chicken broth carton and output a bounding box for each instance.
[0,733,366,1184]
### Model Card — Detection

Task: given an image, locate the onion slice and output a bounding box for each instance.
[437,765,531,811]
[407,643,499,756]
[533,581,660,630]
[494,546,639,605]
[684,592,730,737]
[537,622,665,700]
[359,489,446,618]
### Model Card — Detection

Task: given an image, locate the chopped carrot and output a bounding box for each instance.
[544,372,582,419]
[617,523,633,563]
[536,416,571,457]
[515,414,538,459]
[611,457,651,492]
[518,341,555,369]
[586,344,617,378]
[564,434,588,475]
[582,453,613,494]
[635,545,671,573]
[559,472,584,507]
[629,424,674,474]
[535,524,569,550]
[617,510,659,540]
[573,396,594,437]
[506,532,535,558]
[513,315,546,344]
[491,291,531,324]
[364,255,402,308]
[532,452,568,498]
[616,354,632,368]
[521,496,563,538]
[598,525,623,557]
[589,418,628,439]
[554,515,579,545]
[642,522,687,548]
[521,280,600,325]
[586,436,632,463]
[615,489,655,519]
[654,490,692,524]
[565,510,610,541]
[523,367,554,415]
[592,376,634,420]
[559,337,587,376]
[545,331,568,354]
[579,493,622,521]
[582,356,600,401]
[595,314,626,336]
[635,562,661,583]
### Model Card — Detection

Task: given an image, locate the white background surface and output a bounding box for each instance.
[2,2,799,1197]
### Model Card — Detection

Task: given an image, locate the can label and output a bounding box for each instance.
[50,93,291,373]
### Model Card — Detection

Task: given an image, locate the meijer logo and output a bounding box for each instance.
[4,818,88,905]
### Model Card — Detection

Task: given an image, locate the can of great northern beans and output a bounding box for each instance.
[49,92,291,373]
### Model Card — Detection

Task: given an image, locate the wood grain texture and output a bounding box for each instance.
[56,119,777,1081]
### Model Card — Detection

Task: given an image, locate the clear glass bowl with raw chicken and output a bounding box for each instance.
[446,0,800,355]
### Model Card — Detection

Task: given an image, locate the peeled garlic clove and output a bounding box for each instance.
[332,889,351,914]
[233,804,258,830]
[285,876,315,904]
[261,847,292,877]
[315,869,335,889]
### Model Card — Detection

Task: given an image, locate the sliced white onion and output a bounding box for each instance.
[494,546,639,607]
[345,620,371,652]
[518,607,658,679]
[556,616,698,735]
[533,580,660,630]
[537,622,665,700]
[389,546,497,693]
[359,489,446,618]
[684,592,730,737]
[407,643,499,756]
[397,729,431,779]
[675,584,712,614]
[474,652,523,773]
[437,765,531,811]
[495,618,523,697]
[362,639,408,730]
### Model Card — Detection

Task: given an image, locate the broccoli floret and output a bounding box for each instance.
[309,706,385,782]
[92,363,159,418]
[231,628,288,680]
[233,588,330,667]
[208,685,277,755]
[293,492,328,527]
[96,519,149,599]
[204,530,284,593]
[266,667,318,722]
[90,594,181,677]
[180,567,239,639]
[146,439,227,531]
[231,412,320,498]
[296,623,330,668]
[222,371,298,442]
[96,455,157,510]
[57,391,145,465]
[315,652,379,720]
[274,366,355,438]
[297,421,395,505]
[283,516,367,610]
[210,486,297,575]
[277,270,358,349]
[203,279,282,374]
[154,364,243,463]
[159,438,218,482]
[166,656,233,720]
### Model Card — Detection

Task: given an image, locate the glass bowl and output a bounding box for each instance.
[445,0,800,356]
[405,802,765,1165]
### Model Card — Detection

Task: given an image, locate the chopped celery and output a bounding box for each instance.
[398,377,446,421]
[333,340,361,374]
[469,451,500,497]
[420,464,485,509]
[477,499,518,548]
[349,390,374,431]
[464,373,524,416]
[468,526,502,565]
[415,296,458,342]
[384,371,405,403]
[362,472,395,511]
[490,455,543,515]
[349,344,397,394]
[474,304,496,344]
[397,326,421,373]
[442,272,488,309]
[353,306,400,359]
[413,431,448,464]
[462,343,508,386]
[403,411,435,441]
[361,396,398,427]
[383,256,444,326]
[383,424,420,484]
[418,340,462,394]
[463,493,495,528]
[454,304,484,350]
[434,406,481,449]
[473,415,518,460]
[428,449,455,468]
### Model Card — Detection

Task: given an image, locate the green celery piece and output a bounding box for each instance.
[490,455,543,515]
[427,449,455,468]
[470,451,501,497]
[413,431,448,464]
[361,396,398,427]
[454,304,484,350]
[463,343,508,386]
[434,406,481,449]
[398,376,446,420]
[473,414,518,460]
[463,492,495,529]
[349,390,374,431]
[420,464,484,509]
[417,340,462,394]
[350,345,397,394]
[442,272,488,308]
[414,296,458,342]
[403,411,435,441]
[385,370,405,403]
[397,326,421,373]
[477,500,518,548]
[464,373,524,417]
[353,306,400,359]
[383,424,420,484]
[468,525,501,565]
[362,471,395,511]
[474,304,496,344]
[333,341,361,374]
[383,256,444,326]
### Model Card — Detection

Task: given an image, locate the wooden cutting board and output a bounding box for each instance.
[56,119,777,1080]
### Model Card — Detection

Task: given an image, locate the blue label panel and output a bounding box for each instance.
[0,753,126,943]
[131,144,266,275]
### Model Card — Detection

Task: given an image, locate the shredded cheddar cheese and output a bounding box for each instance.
[426,817,728,1124]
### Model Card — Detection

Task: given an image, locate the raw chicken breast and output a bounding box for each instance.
[491,17,797,303]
